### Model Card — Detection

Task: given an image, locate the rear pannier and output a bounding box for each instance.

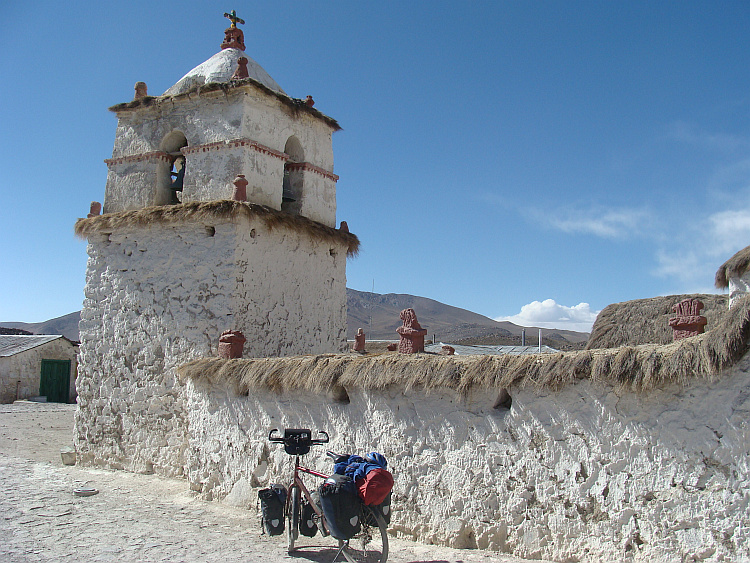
[319,474,362,540]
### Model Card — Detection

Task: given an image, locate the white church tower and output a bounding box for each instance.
[73,12,357,473]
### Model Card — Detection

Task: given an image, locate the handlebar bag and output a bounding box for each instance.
[258,484,286,536]
[319,474,361,540]
[284,429,312,456]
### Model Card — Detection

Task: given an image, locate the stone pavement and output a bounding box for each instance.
[0,402,552,563]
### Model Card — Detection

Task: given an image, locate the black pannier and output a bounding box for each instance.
[319,474,362,540]
[367,490,392,526]
[258,484,286,536]
[298,496,318,537]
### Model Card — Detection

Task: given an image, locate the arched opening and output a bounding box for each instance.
[156,131,188,205]
[282,136,304,215]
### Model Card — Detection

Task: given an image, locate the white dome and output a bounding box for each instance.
[163,48,286,97]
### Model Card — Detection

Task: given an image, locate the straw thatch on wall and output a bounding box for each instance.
[108,77,341,131]
[715,245,750,288]
[586,294,727,350]
[74,200,360,257]
[177,296,750,395]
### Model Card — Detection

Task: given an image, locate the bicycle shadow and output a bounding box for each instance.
[290,551,451,563]
[286,546,344,562]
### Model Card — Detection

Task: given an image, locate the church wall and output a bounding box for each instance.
[109,97,245,158]
[297,171,337,227]
[103,159,168,213]
[75,226,236,475]
[232,223,348,357]
[182,357,750,563]
[181,143,284,208]
[240,90,335,171]
[74,216,348,475]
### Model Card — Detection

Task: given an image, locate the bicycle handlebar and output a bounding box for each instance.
[268,428,330,445]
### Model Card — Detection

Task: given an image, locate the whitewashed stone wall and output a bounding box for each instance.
[0,339,78,404]
[180,357,750,563]
[728,273,750,309]
[104,87,337,226]
[75,216,348,474]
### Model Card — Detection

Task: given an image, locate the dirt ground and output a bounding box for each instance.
[0,401,554,563]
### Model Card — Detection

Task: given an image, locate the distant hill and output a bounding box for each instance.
[1,290,590,349]
[347,289,589,349]
[0,312,81,342]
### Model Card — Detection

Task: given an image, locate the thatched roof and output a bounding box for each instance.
[177,296,750,395]
[74,200,360,257]
[715,245,750,288]
[108,77,341,132]
[586,294,727,349]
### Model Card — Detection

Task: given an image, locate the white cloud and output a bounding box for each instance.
[532,205,652,239]
[653,204,750,287]
[666,121,749,153]
[495,299,600,333]
[708,209,750,255]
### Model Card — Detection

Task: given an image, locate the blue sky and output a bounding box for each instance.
[2,1,750,332]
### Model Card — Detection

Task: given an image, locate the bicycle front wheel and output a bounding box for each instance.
[287,485,300,553]
[342,506,388,563]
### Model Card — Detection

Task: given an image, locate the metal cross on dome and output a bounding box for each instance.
[224,10,245,28]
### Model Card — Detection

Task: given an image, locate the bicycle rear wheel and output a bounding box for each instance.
[342,506,388,563]
[287,485,300,553]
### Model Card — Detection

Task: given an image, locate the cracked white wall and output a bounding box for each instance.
[74,216,348,475]
[182,356,750,563]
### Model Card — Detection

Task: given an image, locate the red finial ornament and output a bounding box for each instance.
[233,57,249,79]
[221,10,246,51]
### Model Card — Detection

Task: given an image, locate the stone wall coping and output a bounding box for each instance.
[176,297,750,396]
[107,77,341,132]
[286,161,339,182]
[104,151,173,166]
[74,199,360,257]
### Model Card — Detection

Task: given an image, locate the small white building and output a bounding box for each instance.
[0,335,78,404]
[73,12,357,474]
[715,244,750,308]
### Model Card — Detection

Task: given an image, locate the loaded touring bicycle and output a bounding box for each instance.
[262,429,390,563]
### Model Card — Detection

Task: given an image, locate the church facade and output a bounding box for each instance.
[73,13,356,475]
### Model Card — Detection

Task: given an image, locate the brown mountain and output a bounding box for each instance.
[347,289,589,348]
[0,312,81,342]
[1,290,590,348]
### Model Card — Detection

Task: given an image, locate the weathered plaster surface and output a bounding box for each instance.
[728,273,750,309]
[75,217,348,474]
[180,358,750,563]
[163,48,286,97]
[0,339,77,404]
[103,88,338,226]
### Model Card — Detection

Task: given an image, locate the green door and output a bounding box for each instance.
[40,359,71,403]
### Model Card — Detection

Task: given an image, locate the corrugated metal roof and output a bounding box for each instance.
[0,335,67,357]
[424,343,559,356]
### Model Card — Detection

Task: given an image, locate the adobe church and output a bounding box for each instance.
[74,12,357,474]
